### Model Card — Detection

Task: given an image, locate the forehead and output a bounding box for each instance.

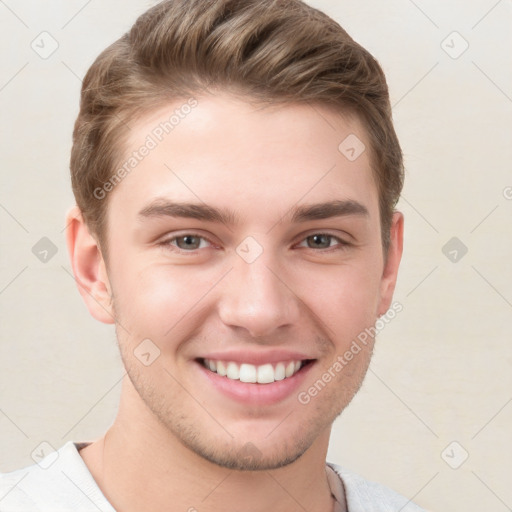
[108,93,378,225]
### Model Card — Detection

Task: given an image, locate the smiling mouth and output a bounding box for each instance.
[197,358,315,384]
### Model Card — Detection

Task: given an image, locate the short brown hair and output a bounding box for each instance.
[70,0,403,257]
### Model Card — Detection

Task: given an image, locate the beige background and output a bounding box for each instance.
[1,1,511,511]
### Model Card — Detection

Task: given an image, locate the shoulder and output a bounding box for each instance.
[0,463,38,511]
[327,462,428,512]
[0,441,114,512]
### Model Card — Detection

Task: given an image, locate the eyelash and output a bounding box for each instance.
[158,232,350,255]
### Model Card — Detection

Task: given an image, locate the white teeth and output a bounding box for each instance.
[202,359,305,384]
[226,362,239,380]
[285,361,295,378]
[239,363,257,383]
[274,362,286,381]
[216,360,227,376]
[257,364,274,384]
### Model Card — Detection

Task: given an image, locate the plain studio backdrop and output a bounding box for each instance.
[0,1,511,511]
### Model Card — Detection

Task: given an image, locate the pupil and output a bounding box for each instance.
[311,235,329,248]
[180,235,198,249]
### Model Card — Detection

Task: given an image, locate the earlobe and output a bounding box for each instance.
[65,206,115,324]
[377,211,404,317]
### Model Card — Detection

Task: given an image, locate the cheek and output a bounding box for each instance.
[110,249,382,345]
[294,260,381,338]
[111,260,219,337]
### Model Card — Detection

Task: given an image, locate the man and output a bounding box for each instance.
[0,0,425,510]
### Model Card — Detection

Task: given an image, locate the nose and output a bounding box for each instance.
[217,250,301,339]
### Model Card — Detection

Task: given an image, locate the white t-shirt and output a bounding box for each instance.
[0,441,426,511]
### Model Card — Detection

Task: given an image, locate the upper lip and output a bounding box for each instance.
[196,349,315,366]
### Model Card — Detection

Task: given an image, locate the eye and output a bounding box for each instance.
[297,233,348,250]
[160,233,212,252]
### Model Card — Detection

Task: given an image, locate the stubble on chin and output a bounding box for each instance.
[113,313,374,473]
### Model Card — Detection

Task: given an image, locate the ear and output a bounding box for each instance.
[377,211,404,316]
[65,206,115,324]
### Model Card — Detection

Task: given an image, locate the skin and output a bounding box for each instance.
[66,91,403,512]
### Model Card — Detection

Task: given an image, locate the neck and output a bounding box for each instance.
[79,378,341,512]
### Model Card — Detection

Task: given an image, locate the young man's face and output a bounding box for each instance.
[78,92,402,470]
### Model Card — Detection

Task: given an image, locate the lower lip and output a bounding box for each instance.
[196,360,315,406]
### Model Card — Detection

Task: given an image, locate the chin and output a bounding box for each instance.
[185,437,311,471]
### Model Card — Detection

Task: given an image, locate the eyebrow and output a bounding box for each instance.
[137,198,369,225]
